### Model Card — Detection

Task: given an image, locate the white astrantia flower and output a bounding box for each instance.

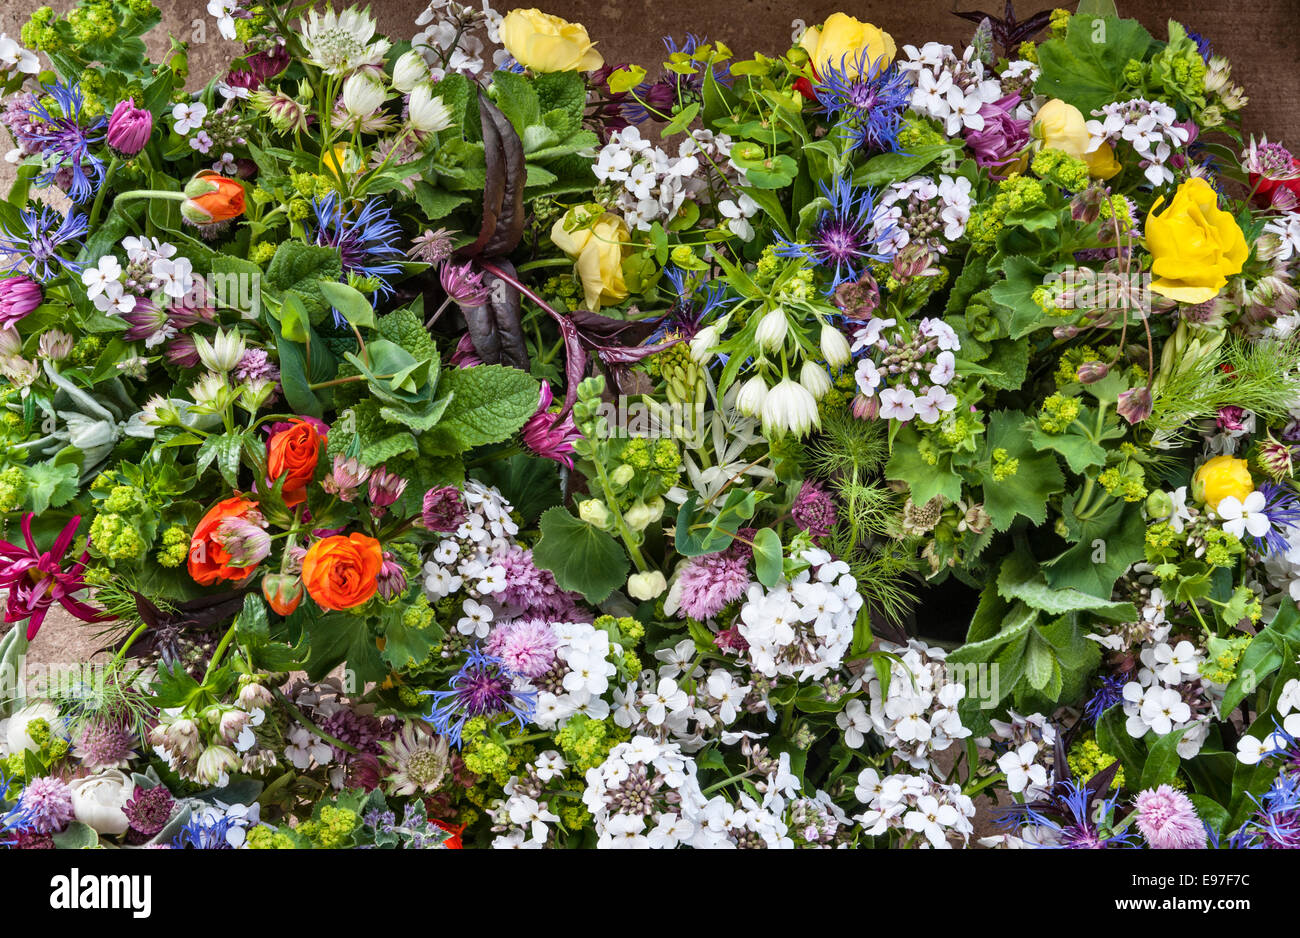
[194,327,246,373]
[298,6,391,75]
[342,71,386,117]
[407,83,453,133]
[761,378,820,437]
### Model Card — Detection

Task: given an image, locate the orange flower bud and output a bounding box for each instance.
[262,572,304,615]
[181,172,246,225]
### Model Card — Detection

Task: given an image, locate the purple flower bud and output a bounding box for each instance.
[0,275,42,327]
[439,261,491,307]
[1116,386,1154,425]
[1076,361,1110,383]
[377,552,408,600]
[368,465,408,516]
[1052,325,1080,340]
[164,334,201,368]
[106,98,152,157]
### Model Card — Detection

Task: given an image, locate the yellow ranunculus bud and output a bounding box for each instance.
[1145,177,1249,304]
[798,12,896,77]
[550,207,630,311]
[323,143,361,178]
[1193,454,1254,510]
[1031,99,1120,180]
[500,8,604,73]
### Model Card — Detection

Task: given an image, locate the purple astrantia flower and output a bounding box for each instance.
[965,93,1030,174]
[0,205,89,280]
[73,716,138,770]
[423,646,536,747]
[812,49,911,154]
[123,785,175,840]
[164,334,201,368]
[309,193,406,308]
[1253,482,1300,555]
[676,535,752,621]
[23,82,107,203]
[439,260,490,307]
[368,465,408,516]
[775,176,896,291]
[322,455,371,501]
[421,485,467,532]
[0,275,42,327]
[791,480,837,539]
[105,98,152,157]
[485,618,560,679]
[1133,785,1207,849]
[0,514,109,640]
[17,776,75,834]
[521,380,582,470]
[122,298,173,347]
[449,332,483,367]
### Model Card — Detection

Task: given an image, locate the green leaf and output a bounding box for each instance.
[317,280,376,330]
[1096,705,1147,787]
[1043,493,1147,598]
[51,821,99,849]
[412,182,470,221]
[989,256,1050,339]
[752,528,783,588]
[853,144,958,187]
[532,507,630,604]
[235,593,270,643]
[266,242,343,325]
[23,462,78,515]
[421,365,540,452]
[492,70,542,134]
[885,424,963,505]
[1139,727,1188,791]
[1034,15,1154,114]
[997,550,1136,619]
[978,410,1064,531]
[1029,412,1107,474]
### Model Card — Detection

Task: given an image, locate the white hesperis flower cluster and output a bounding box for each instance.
[581,736,711,848]
[856,639,971,771]
[988,710,1055,798]
[853,768,975,848]
[1086,98,1190,187]
[594,127,754,235]
[736,547,863,682]
[421,479,520,601]
[528,621,622,728]
[490,749,568,848]
[874,173,974,257]
[412,0,506,78]
[852,315,960,423]
[1104,591,1215,758]
[897,43,1003,135]
[1236,677,1300,765]
[611,658,753,752]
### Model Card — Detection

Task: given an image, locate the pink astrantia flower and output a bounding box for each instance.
[1134,785,1206,849]
[0,514,111,640]
[521,380,581,470]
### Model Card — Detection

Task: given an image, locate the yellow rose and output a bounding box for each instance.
[551,207,630,311]
[1031,99,1120,180]
[798,13,896,77]
[500,9,603,73]
[1192,454,1254,510]
[1145,177,1249,304]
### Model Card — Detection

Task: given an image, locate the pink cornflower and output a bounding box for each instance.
[0,514,110,640]
[486,618,559,679]
[521,381,581,470]
[676,537,753,621]
[1134,785,1206,849]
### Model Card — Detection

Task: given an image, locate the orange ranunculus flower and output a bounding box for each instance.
[301,533,383,610]
[189,496,262,586]
[181,172,246,225]
[267,418,326,507]
[262,572,304,615]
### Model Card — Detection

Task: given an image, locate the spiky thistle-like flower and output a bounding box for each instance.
[422,647,536,747]
[0,205,89,280]
[774,177,896,291]
[309,193,406,303]
[23,81,107,203]
[812,49,912,154]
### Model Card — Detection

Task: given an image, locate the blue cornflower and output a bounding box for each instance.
[1003,780,1134,849]
[309,193,406,306]
[1083,672,1127,725]
[1239,769,1300,849]
[812,49,912,154]
[422,646,535,747]
[171,812,239,849]
[0,205,89,279]
[1252,482,1300,555]
[1185,28,1214,63]
[24,82,107,204]
[774,176,895,291]
[648,266,738,344]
